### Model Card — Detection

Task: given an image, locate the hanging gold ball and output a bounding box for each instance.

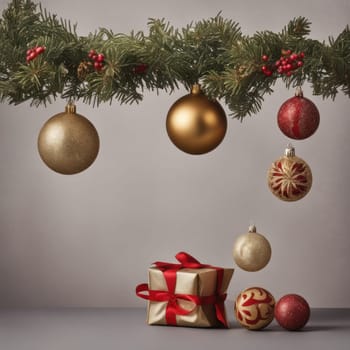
[38,103,100,175]
[233,225,272,272]
[166,84,227,154]
[267,145,312,201]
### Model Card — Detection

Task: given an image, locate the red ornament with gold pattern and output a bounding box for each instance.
[267,145,312,201]
[234,287,275,330]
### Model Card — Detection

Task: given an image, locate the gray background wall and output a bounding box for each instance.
[0,0,349,308]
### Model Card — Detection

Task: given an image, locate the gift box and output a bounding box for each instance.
[136,252,234,328]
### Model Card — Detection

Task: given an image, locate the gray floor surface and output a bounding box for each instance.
[0,308,349,350]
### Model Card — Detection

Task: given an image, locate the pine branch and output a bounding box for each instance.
[0,0,349,119]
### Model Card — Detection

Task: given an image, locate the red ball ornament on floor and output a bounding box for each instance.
[277,87,320,140]
[274,294,310,331]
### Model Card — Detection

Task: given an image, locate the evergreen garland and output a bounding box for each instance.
[0,0,349,119]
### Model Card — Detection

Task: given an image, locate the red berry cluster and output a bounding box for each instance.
[133,63,148,74]
[261,50,305,77]
[26,46,45,62]
[88,49,105,72]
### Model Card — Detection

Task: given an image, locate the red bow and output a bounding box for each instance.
[136,252,228,327]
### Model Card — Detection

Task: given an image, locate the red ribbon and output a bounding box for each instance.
[136,252,229,328]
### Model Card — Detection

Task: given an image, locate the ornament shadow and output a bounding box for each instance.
[263,324,350,332]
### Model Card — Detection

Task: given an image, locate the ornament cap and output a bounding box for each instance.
[284,143,295,157]
[295,86,304,97]
[191,84,202,95]
[248,224,257,233]
[65,101,77,114]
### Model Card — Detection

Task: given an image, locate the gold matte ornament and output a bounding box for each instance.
[166,84,227,154]
[233,225,271,272]
[267,144,312,201]
[38,102,99,174]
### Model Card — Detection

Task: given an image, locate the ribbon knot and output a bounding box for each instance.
[168,294,177,304]
[136,252,229,328]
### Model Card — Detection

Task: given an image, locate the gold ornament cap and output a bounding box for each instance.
[248,224,256,233]
[284,143,295,157]
[191,83,201,95]
[65,101,77,114]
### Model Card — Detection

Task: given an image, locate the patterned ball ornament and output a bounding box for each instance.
[233,225,271,272]
[267,145,312,201]
[166,84,227,155]
[277,87,320,140]
[234,287,275,330]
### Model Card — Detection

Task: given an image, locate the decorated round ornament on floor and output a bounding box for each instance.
[277,86,320,140]
[233,225,271,272]
[267,144,312,201]
[166,84,227,155]
[275,294,310,331]
[38,102,100,174]
[234,287,275,330]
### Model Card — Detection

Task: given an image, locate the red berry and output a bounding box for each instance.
[286,63,292,71]
[277,66,283,74]
[88,49,96,58]
[262,55,269,61]
[275,60,281,67]
[297,61,304,67]
[299,52,305,59]
[133,63,148,74]
[264,70,272,77]
[286,71,292,77]
[94,61,103,71]
[290,53,298,61]
[96,53,105,63]
[261,65,268,71]
[285,49,292,55]
[26,49,33,56]
[91,54,97,61]
[35,46,45,55]
[28,51,36,60]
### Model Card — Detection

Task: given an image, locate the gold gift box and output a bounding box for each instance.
[146,266,234,328]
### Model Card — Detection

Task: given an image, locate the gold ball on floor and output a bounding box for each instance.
[233,225,271,272]
[235,287,275,330]
[166,84,227,155]
[38,103,99,175]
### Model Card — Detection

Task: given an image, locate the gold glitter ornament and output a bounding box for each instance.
[38,102,99,175]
